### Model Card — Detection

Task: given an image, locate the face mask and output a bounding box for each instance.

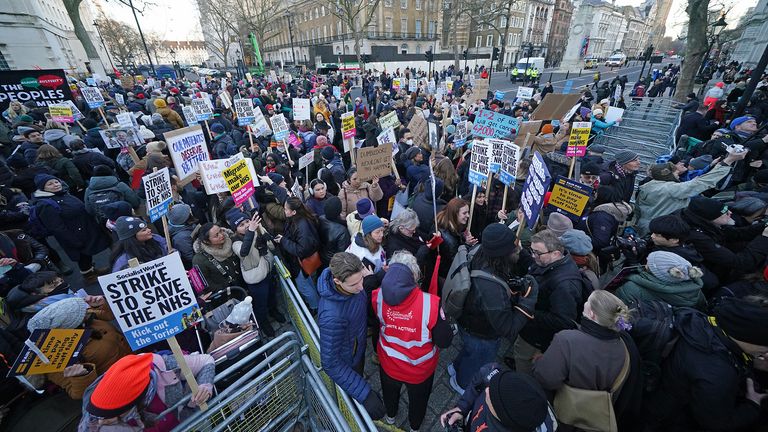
[406,139,414,146]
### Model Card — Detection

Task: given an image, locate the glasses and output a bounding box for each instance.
[529,247,553,257]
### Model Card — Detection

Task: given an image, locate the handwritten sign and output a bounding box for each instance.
[565,121,592,157]
[9,329,90,376]
[499,141,521,186]
[357,144,393,182]
[380,111,401,130]
[98,252,199,350]
[520,151,552,228]
[471,109,519,139]
[270,113,289,141]
[234,98,255,126]
[48,104,73,123]
[407,109,428,149]
[294,98,311,121]
[485,138,509,173]
[516,86,534,100]
[143,167,173,222]
[80,86,104,109]
[198,154,257,194]
[468,140,491,187]
[222,157,255,205]
[548,176,593,217]
[191,98,214,121]
[182,105,198,126]
[164,125,210,183]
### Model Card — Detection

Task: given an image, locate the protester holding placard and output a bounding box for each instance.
[531,124,557,155]
[339,167,384,218]
[192,223,243,292]
[110,216,169,271]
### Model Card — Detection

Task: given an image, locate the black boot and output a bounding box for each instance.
[269,308,287,323]
[258,318,276,338]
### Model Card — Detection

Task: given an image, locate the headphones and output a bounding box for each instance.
[309,178,326,198]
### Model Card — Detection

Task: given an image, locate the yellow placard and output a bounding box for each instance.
[10,329,89,376]
[549,180,591,217]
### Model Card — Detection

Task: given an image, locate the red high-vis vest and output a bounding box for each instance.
[373,287,440,384]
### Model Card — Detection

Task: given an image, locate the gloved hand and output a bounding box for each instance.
[362,391,386,420]
[516,275,539,317]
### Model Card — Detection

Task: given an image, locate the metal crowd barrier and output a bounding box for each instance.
[168,331,350,432]
[274,257,379,432]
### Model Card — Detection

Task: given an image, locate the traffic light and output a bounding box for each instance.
[462,49,468,60]
[425,49,433,62]
[643,45,654,61]
[492,47,500,61]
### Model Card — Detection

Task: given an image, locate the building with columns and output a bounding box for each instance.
[731,0,768,68]
[559,0,628,69]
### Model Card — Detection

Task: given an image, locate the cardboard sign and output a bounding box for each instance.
[234,98,255,126]
[454,121,468,147]
[219,91,232,109]
[407,109,429,149]
[562,103,582,124]
[548,176,593,217]
[164,125,210,182]
[409,79,418,92]
[298,152,314,170]
[494,90,505,101]
[198,154,257,195]
[380,111,401,130]
[469,140,491,187]
[48,104,73,123]
[100,127,143,148]
[566,121,592,157]
[294,98,311,121]
[516,87,534,100]
[356,143,393,181]
[530,93,582,121]
[252,108,272,137]
[143,167,173,222]
[499,141,521,186]
[605,107,624,123]
[116,112,138,129]
[333,86,341,99]
[428,121,439,150]
[222,157,255,205]
[341,111,356,139]
[120,75,135,89]
[485,138,509,173]
[191,98,214,121]
[514,121,543,147]
[270,113,289,140]
[98,252,199,351]
[377,127,396,147]
[473,78,489,102]
[80,86,104,109]
[520,151,551,228]
[115,93,125,106]
[471,109,519,139]
[9,329,89,376]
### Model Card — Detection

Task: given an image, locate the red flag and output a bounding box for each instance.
[429,255,441,296]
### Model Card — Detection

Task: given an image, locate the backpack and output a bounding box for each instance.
[634,86,646,97]
[86,189,124,223]
[26,198,60,239]
[442,244,509,321]
[627,300,680,392]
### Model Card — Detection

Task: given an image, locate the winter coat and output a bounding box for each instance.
[599,162,637,203]
[280,216,320,277]
[590,116,616,134]
[635,163,731,235]
[520,255,585,350]
[675,112,719,143]
[531,133,557,155]
[437,228,464,279]
[156,106,184,129]
[38,158,85,191]
[318,216,351,266]
[19,141,41,166]
[338,180,383,218]
[411,190,446,240]
[213,134,239,159]
[30,190,109,261]
[346,212,364,238]
[192,232,243,292]
[305,195,328,217]
[112,235,168,272]
[232,230,272,284]
[346,233,386,273]
[169,223,196,269]
[317,267,371,403]
[615,270,706,309]
[382,230,431,266]
[83,128,107,151]
[0,187,29,231]
[72,149,116,181]
[581,202,632,253]
[83,175,141,215]
[644,308,761,431]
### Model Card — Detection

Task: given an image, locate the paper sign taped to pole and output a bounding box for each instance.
[143,167,173,222]
[164,125,210,183]
[9,329,90,376]
[98,252,200,351]
[356,144,393,182]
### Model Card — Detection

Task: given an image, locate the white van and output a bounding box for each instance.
[605,53,627,67]
[514,57,545,74]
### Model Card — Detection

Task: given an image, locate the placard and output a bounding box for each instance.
[234,98,255,126]
[100,127,143,148]
[0,69,74,114]
[116,112,138,129]
[454,121,468,147]
[191,98,214,121]
[252,108,272,137]
[98,252,199,351]
[182,105,197,126]
[407,109,428,149]
[199,92,214,109]
[561,103,582,124]
[471,109,519,139]
[115,93,125,106]
[120,75,135,89]
[469,140,491,187]
[164,125,210,183]
[294,98,311,121]
[605,107,624,123]
[380,111,401,130]
[270,113,289,141]
[222,157,255,205]
[530,93,582,121]
[494,90,505,101]
[427,80,436,94]
[333,86,341,99]
[80,86,105,109]
[392,78,401,91]
[514,121,543,146]
[143,167,173,222]
[499,141,521,186]
[219,91,232,109]
[565,121,592,157]
[356,144,393,182]
[198,154,257,194]
[485,138,509,173]
[298,152,314,170]
[409,79,417,92]
[48,104,73,123]
[377,127,396,147]
[516,87,534,100]
[472,78,489,102]
[548,176,593,217]
[520,151,551,228]
[9,329,90,376]
[428,121,439,150]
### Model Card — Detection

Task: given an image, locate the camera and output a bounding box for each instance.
[508,276,530,293]
[603,231,649,264]
[727,144,746,154]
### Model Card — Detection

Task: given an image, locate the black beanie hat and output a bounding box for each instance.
[324,196,343,220]
[93,165,114,177]
[715,297,768,346]
[488,370,549,431]
[481,223,517,257]
[648,214,690,241]
[688,196,729,221]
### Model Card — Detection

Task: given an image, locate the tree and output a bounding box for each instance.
[197,0,235,68]
[443,0,508,69]
[231,0,283,51]
[94,17,144,70]
[496,0,518,71]
[62,0,101,67]
[675,0,711,101]
[328,0,382,71]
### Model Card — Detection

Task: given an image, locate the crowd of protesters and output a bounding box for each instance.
[0,61,766,432]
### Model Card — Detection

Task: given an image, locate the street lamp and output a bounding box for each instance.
[92,21,116,73]
[170,48,180,79]
[285,11,297,65]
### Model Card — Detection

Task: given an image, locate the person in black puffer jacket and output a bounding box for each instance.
[318,196,351,267]
[411,178,447,240]
[383,208,433,268]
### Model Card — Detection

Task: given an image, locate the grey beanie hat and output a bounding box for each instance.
[28,297,88,332]
[168,203,192,225]
[547,212,573,237]
[559,229,593,255]
[646,251,694,283]
[614,150,639,166]
[114,216,148,241]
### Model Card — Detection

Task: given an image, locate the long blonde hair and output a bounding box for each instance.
[587,290,631,332]
[5,101,27,120]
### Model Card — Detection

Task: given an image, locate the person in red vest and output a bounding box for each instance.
[372,250,453,431]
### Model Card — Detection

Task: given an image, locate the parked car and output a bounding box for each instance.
[605,53,627,67]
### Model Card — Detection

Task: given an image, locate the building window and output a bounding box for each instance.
[415,20,422,38]
[475,36,482,48]
[498,34,503,46]
[384,0,392,6]
[428,21,436,38]
[401,0,408,9]
[500,16,507,27]
[0,51,10,71]
[401,18,408,36]
[416,0,422,9]
[487,34,493,47]
[416,44,422,53]
[321,6,325,15]
[385,17,393,38]
[401,44,408,54]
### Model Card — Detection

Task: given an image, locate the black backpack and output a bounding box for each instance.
[86,188,124,223]
[627,300,680,392]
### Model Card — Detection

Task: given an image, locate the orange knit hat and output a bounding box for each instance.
[541,124,554,134]
[87,354,153,418]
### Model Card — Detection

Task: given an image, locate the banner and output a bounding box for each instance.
[380,111,401,130]
[468,140,491,187]
[516,87,534,100]
[341,111,356,139]
[520,151,552,228]
[100,127,143,148]
[471,109,519,139]
[234,98,255,126]
[143,167,173,222]
[222,157,256,205]
[565,121,592,157]
[356,144,393,182]
[293,98,311,121]
[80,87,105,109]
[9,329,90,376]
[499,141,521,186]
[48,104,73,123]
[0,69,73,114]
[548,176,593,217]
[270,113,289,140]
[98,252,200,351]
[164,125,210,183]
[191,98,214,121]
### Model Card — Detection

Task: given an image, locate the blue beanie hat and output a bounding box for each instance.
[102,201,133,221]
[34,173,59,190]
[211,123,225,134]
[730,116,753,131]
[356,198,374,218]
[225,208,249,230]
[362,215,384,236]
[267,173,284,185]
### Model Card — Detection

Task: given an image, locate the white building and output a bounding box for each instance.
[0,0,111,75]
[731,0,768,68]
[560,0,628,69]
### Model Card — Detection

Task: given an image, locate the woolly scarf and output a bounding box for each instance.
[199,236,234,261]
[593,202,632,223]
